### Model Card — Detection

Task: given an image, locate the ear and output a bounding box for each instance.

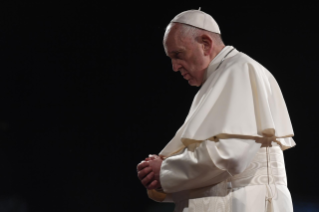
[200,34,213,56]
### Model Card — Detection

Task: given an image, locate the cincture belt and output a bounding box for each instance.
[171,144,286,211]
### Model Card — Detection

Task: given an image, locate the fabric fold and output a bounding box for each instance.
[159,46,295,157]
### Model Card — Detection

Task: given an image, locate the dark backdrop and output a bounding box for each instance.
[0,2,317,212]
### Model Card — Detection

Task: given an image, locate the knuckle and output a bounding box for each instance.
[142,178,149,186]
[139,171,145,178]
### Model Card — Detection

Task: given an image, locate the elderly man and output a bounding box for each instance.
[137,9,295,212]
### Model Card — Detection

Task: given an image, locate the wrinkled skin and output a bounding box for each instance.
[163,23,219,87]
[137,155,163,190]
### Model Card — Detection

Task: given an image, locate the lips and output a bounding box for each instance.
[183,73,189,79]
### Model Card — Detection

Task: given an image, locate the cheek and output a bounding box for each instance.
[188,60,201,76]
[193,53,204,66]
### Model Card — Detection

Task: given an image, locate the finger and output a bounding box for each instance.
[145,157,155,161]
[141,172,154,187]
[147,180,159,190]
[137,161,149,171]
[149,154,160,159]
[137,167,152,180]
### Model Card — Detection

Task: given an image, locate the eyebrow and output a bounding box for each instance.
[169,50,181,54]
[167,50,182,57]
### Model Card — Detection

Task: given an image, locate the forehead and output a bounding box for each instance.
[163,24,189,55]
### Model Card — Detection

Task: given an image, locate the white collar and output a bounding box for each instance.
[203,46,238,83]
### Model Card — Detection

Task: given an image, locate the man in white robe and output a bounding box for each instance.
[137,9,295,212]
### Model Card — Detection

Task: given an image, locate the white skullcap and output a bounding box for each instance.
[170,9,221,34]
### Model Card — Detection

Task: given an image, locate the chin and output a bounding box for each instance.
[188,80,200,87]
[188,79,202,87]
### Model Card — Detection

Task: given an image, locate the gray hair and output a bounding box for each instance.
[165,23,225,46]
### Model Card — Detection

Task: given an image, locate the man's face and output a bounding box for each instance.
[163,24,208,87]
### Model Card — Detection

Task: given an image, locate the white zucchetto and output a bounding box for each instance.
[170,9,221,34]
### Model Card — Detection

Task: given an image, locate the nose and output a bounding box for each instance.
[172,60,182,72]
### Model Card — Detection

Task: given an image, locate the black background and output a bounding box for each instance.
[0,2,318,211]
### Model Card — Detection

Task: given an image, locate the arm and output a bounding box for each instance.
[160,138,262,193]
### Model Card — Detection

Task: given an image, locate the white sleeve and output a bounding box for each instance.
[159,138,262,193]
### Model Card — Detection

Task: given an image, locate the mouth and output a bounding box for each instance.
[182,73,190,79]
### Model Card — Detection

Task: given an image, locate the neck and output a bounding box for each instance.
[209,44,226,62]
[202,44,225,75]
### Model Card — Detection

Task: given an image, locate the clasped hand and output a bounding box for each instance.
[137,154,163,190]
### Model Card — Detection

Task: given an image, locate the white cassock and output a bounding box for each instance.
[147,46,296,212]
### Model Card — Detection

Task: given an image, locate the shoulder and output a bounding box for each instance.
[224,51,273,78]
[227,52,262,69]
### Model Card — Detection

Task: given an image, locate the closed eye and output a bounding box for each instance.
[167,51,183,59]
[175,52,181,59]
